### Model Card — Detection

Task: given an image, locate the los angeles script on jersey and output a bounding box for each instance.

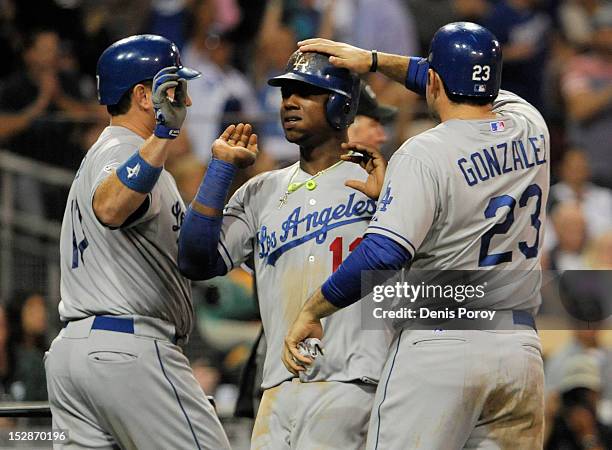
[457,134,547,187]
[257,193,376,266]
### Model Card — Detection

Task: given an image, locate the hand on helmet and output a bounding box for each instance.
[152,66,189,139]
[297,39,372,74]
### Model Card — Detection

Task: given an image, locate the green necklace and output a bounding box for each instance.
[278,160,345,209]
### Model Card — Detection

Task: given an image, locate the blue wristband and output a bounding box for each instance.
[154,123,180,139]
[116,151,163,194]
[405,57,429,96]
[195,158,237,210]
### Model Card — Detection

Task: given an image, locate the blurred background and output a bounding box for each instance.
[0,0,610,448]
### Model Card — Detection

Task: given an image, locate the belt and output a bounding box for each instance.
[512,310,536,330]
[62,316,185,345]
[400,309,537,331]
[63,316,135,334]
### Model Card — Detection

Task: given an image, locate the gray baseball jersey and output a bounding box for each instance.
[49,126,231,449]
[58,126,192,337]
[364,90,549,449]
[220,161,391,390]
[368,90,549,314]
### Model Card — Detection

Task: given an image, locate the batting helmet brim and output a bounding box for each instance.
[177,66,202,80]
[267,73,352,98]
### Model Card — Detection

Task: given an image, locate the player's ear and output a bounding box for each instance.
[427,69,436,97]
[133,83,152,112]
[430,70,443,100]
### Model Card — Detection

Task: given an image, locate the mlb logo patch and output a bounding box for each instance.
[489,120,505,132]
[474,84,487,93]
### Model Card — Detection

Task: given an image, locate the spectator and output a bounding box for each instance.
[7,291,49,402]
[146,0,191,50]
[545,353,612,449]
[334,0,418,56]
[560,5,612,189]
[0,29,97,221]
[558,0,607,48]
[0,29,95,168]
[547,202,588,271]
[183,1,260,163]
[483,0,552,110]
[546,330,612,403]
[348,81,398,152]
[548,149,612,241]
[277,0,329,42]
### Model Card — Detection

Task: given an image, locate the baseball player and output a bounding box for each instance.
[178,51,391,449]
[44,35,235,449]
[283,22,549,449]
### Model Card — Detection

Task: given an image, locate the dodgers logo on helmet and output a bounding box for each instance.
[428,22,502,99]
[96,34,201,106]
[268,51,360,130]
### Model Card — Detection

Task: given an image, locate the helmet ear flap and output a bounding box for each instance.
[326,93,353,130]
[324,75,360,130]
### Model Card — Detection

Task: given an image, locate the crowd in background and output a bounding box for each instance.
[0,0,611,444]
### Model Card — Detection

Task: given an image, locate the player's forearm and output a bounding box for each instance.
[302,288,341,320]
[190,158,237,216]
[93,136,169,227]
[376,53,429,96]
[376,53,411,85]
[177,158,237,279]
[178,209,228,280]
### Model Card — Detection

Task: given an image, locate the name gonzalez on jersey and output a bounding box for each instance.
[257,193,376,266]
[458,131,547,187]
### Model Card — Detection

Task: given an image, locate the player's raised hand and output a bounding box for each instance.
[341,142,387,200]
[212,123,259,168]
[298,38,372,74]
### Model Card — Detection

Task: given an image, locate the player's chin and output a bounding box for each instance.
[283,129,307,144]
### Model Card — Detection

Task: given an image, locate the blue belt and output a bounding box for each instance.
[512,310,536,330]
[92,316,135,333]
[62,316,182,344]
[62,316,134,334]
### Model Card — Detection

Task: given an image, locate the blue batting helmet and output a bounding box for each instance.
[428,22,502,99]
[96,34,200,105]
[268,51,360,130]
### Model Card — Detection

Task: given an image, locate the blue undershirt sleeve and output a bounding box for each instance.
[178,208,228,280]
[321,233,412,309]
